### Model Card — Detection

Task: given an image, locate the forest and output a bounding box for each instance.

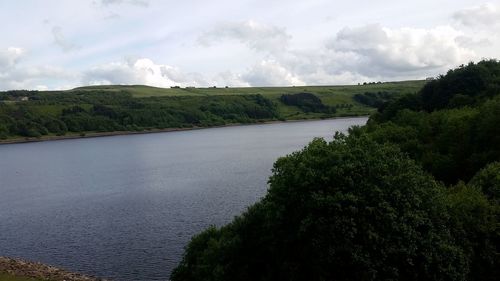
[170,60,500,281]
[0,92,281,139]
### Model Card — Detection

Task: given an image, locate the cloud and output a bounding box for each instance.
[198,20,291,53]
[102,12,121,20]
[1,65,77,90]
[455,36,493,48]
[326,24,476,77]
[453,3,500,27]
[52,26,80,52]
[212,71,250,87]
[0,47,23,71]
[0,47,78,90]
[195,20,478,86]
[82,57,305,88]
[83,57,209,87]
[0,47,79,90]
[95,0,149,7]
[242,60,304,86]
[1,11,492,91]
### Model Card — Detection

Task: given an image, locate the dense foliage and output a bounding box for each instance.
[420,60,500,111]
[0,91,279,139]
[365,60,500,184]
[280,92,335,114]
[171,60,500,281]
[353,91,394,108]
[172,135,471,281]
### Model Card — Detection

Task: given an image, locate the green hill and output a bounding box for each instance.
[0,80,425,142]
[72,81,425,98]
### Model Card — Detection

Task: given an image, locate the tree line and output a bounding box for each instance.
[0,92,279,139]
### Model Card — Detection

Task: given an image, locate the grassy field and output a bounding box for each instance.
[73,80,425,98]
[71,80,426,119]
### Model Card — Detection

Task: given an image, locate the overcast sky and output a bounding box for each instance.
[0,0,499,90]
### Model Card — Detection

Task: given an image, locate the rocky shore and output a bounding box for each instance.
[0,257,107,281]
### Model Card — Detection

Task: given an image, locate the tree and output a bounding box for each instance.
[171,135,467,281]
[469,162,500,205]
[446,182,499,281]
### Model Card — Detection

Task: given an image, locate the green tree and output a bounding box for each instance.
[469,162,500,205]
[171,135,467,281]
[446,182,499,281]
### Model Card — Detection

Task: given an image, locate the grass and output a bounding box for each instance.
[70,80,426,119]
[73,80,426,98]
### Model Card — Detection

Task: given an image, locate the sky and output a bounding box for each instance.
[0,0,499,90]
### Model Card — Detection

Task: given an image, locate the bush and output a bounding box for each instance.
[280,93,335,114]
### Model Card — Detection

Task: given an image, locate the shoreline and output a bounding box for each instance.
[0,115,369,145]
[0,257,106,281]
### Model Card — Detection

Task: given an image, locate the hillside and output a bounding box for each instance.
[72,81,425,98]
[0,80,425,142]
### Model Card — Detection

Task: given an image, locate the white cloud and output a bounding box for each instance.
[0,47,24,71]
[198,20,291,53]
[83,58,305,88]
[212,71,250,87]
[1,65,77,91]
[0,47,79,90]
[326,24,476,76]
[83,58,209,87]
[242,60,304,86]
[195,20,479,86]
[52,26,80,52]
[453,3,500,27]
[455,36,493,48]
[95,0,149,7]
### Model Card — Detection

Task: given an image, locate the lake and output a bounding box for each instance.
[0,117,367,280]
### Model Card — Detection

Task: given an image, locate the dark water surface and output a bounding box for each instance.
[0,117,367,280]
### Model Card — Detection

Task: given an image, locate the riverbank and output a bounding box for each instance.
[0,115,369,145]
[0,257,106,281]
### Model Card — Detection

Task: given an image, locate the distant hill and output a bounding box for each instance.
[0,80,425,143]
[71,81,425,98]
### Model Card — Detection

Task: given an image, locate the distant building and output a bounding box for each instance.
[19,96,29,101]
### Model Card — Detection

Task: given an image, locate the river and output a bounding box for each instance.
[0,117,367,280]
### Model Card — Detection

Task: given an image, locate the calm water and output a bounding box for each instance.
[0,117,367,281]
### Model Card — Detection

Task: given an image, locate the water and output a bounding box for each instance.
[0,117,367,280]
